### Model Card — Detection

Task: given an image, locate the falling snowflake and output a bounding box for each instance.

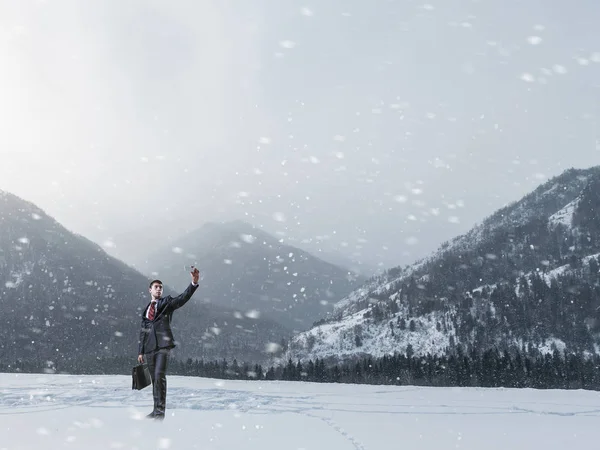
[521,73,535,83]
[552,64,567,74]
[245,310,260,319]
[265,342,282,353]
[158,438,172,449]
[240,234,256,244]
[279,40,296,49]
[273,212,286,222]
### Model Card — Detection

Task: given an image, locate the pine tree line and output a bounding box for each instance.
[3,346,600,391]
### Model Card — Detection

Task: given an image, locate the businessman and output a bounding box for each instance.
[138,266,200,420]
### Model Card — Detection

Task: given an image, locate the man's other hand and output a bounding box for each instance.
[138,354,143,364]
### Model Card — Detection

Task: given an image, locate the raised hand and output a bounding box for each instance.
[190,266,200,284]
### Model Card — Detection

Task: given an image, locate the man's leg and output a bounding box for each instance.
[145,351,159,417]
[154,348,170,419]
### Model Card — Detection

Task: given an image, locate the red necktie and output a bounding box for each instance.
[148,302,156,321]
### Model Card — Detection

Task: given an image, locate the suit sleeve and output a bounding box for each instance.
[168,283,199,310]
[138,318,146,355]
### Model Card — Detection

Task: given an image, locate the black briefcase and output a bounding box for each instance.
[132,363,152,390]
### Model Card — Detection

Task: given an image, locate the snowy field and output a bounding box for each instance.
[1,373,599,450]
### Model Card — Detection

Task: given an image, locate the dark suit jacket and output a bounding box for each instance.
[138,282,199,355]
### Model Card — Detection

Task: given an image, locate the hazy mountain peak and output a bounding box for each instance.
[138,219,366,331]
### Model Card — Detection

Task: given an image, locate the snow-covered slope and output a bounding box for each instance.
[292,305,455,361]
[548,198,580,229]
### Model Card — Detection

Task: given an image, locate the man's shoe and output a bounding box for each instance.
[154,413,165,421]
[146,411,156,419]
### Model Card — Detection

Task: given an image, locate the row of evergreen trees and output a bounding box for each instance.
[3,346,600,391]
[163,348,600,390]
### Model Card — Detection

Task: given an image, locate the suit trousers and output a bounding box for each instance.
[145,348,170,415]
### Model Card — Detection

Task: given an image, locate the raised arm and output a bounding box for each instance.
[169,282,199,310]
[168,266,200,310]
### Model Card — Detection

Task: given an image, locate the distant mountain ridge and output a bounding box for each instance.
[287,166,600,364]
[275,235,382,277]
[136,220,366,332]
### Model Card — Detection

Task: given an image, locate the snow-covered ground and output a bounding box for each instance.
[2,373,600,449]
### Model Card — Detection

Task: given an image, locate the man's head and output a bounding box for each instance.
[149,279,163,300]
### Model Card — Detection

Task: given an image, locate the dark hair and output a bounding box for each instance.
[149,279,163,288]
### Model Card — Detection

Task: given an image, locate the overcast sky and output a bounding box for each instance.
[1,0,599,272]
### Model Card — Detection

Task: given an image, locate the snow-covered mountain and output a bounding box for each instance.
[288,166,600,363]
